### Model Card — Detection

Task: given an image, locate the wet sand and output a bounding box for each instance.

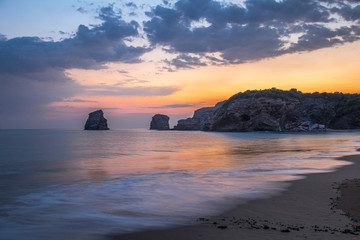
[108,154,360,240]
[336,178,360,222]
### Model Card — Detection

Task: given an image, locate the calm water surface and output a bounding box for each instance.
[0,129,359,239]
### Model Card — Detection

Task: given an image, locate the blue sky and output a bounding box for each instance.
[0,0,246,40]
[0,0,94,39]
[0,0,167,39]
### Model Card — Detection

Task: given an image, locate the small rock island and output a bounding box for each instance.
[84,109,110,130]
[150,114,170,130]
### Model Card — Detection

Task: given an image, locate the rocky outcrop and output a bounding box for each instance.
[173,101,225,130]
[84,109,109,130]
[150,114,170,130]
[173,107,214,130]
[174,89,360,132]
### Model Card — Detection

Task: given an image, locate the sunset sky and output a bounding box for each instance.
[1,0,360,129]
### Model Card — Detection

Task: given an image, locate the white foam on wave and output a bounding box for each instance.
[0,162,351,240]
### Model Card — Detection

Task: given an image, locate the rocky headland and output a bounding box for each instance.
[84,109,110,130]
[150,114,170,130]
[174,88,360,132]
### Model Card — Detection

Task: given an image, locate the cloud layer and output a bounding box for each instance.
[0,6,147,75]
[144,0,360,68]
[146,103,194,108]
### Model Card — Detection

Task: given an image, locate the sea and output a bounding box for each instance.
[1,129,359,240]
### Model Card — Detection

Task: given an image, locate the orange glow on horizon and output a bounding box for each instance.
[54,41,360,119]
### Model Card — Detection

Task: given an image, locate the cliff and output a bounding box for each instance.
[174,88,360,132]
[84,109,110,130]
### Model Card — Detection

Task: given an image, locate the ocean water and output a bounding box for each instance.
[0,129,359,240]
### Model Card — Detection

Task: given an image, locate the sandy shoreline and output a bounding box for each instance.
[108,154,360,240]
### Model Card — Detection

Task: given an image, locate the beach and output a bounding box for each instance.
[109,154,360,240]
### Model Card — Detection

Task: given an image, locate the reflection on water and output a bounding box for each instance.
[0,129,359,240]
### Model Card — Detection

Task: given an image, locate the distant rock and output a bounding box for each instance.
[173,88,360,132]
[150,114,170,130]
[84,109,109,130]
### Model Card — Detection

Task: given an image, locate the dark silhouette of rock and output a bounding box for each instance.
[174,102,225,130]
[150,114,170,130]
[173,107,215,130]
[84,109,109,130]
[174,88,360,132]
[173,117,201,130]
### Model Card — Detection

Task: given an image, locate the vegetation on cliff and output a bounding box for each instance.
[175,88,360,132]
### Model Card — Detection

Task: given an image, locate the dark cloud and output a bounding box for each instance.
[98,107,122,110]
[63,99,97,103]
[0,6,148,75]
[85,85,180,96]
[144,0,360,68]
[165,54,207,69]
[332,3,360,22]
[125,78,149,83]
[242,0,331,23]
[125,2,138,9]
[77,7,87,14]
[284,24,345,53]
[146,103,194,108]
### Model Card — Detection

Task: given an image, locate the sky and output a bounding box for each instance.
[0,0,360,129]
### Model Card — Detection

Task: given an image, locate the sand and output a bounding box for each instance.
[336,178,360,222]
[107,154,360,240]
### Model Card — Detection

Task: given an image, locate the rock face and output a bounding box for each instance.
[150,114,170,130]
[173,102,225,130]
[174,107,214,130]
[174,89,360,132]
[84,109,109,130]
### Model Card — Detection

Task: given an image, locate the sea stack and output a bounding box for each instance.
[84,109,110,130]
[150,114,170,130]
